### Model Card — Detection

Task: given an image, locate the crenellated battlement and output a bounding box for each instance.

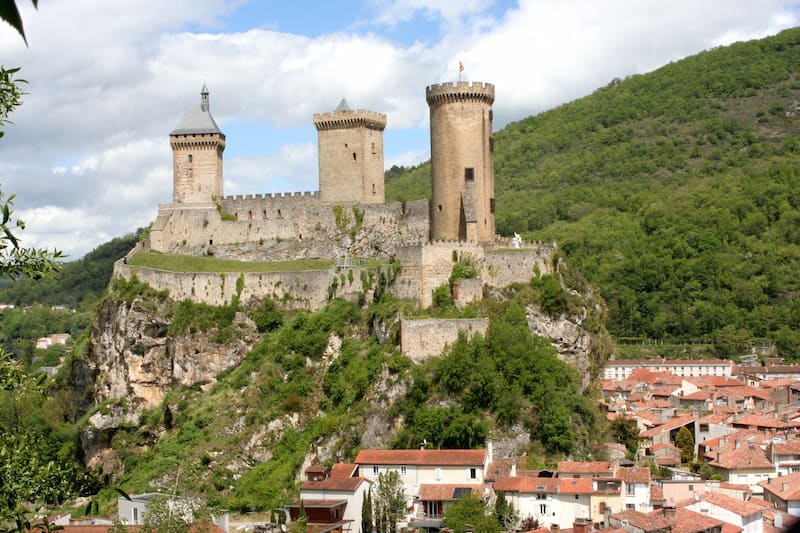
[222,191,319,201]
[313,110,387,131]
[426,81,495,105]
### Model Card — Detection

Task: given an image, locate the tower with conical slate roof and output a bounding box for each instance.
[170,84,226,204]
[426,82,495,243]
[313,98,386,204]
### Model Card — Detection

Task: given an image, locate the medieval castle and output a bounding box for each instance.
[117,81,555,310]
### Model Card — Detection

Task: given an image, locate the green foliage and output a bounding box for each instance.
[140,495,212,533]
[441,493,499,533]
[431,284,453,309]
[676,426,695,464]
[214,201,236,222]
[494,492,518,531]
[332,205,351,232]
[249,297,283,333]
[609,416,640,458]
[168,299,237,343]
[0,232,140,309]
[0,351,99,523]
[373,471,406,533]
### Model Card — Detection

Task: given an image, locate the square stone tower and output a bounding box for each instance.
[313,99,386,204]
[426,82,495,242]
[170,84,226,204]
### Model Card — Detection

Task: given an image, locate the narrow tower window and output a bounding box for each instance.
[438,205,442,212]
[464,168,475,182]
[248,210,253,220]
[372,183,376,194]
[188,154,193,163]
[352,152,357,161]
[490,198,496,213]
[489,137,494,153]
[371,142,376,154]
[262,210,267,219]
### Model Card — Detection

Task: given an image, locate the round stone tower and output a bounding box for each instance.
[170,84,226,204]
[313,99,387,204]
[426,81,495,242]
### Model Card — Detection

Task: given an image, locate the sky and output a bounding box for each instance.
[0,0,798,260]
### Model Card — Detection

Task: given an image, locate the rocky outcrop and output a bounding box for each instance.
[88,298,257,411]
[525,304,594,391]
[78,296,258,471]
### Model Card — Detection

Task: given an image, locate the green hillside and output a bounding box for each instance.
[388,28,800,356]
[0,232,140,310]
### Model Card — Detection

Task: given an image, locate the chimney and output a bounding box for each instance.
[510,462,517,478]
[783,481,789,492]
[663,505,677,521]
[550,525,559,532]
[573,517,591,533]
[487,440,493,463]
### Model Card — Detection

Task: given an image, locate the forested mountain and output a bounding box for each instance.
[0,232,140,309]
[388,28,800,356]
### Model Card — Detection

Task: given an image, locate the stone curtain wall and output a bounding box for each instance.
[148,198,430,261]
[113,260,390,310]
[400,317,489,362]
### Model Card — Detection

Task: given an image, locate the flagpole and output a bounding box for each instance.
[459,57,462,82]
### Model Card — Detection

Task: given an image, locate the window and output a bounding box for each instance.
[133,507,139,524]
[490,198,496,214]
[626,504,635,510]
[489,110,493,122]
[688,485,694,491]
[188,154,193,163]
[371,142,376,154]
[489,137,494,153]
[539,504,546,515]
[401,465,407,477]
[436,468,442,480]
[469,468,477,479]
[438,205,442,212]
[465,168,475,182]
[626,483,635,496]
[353,152,357,161]
[372,183,376,194]
[373,466,379,475]
[575,495,580,500]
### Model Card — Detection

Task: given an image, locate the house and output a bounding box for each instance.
[411,484,484,531]
[287,500,349,533]
[298,466,372,533]
[608,506,724,533]
[684,491,764,533]
[768,438,800,476]
[759,471,800,517]
[707,438,774,495]
[353,449,488,527]
[552,478,594,529]
[493,477,559,528]
[647,442,681,467]
[619,467,651,512]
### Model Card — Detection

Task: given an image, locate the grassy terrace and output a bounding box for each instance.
[127,251,337,273]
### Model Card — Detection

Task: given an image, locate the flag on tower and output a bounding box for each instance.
[459,61,464,72]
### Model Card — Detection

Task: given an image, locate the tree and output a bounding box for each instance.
[373,471,406,533]
[0,66,62,279]
[441,493,499,533]
[675,426,695,464]
[494,492,518,531]
[610,416,640,458]
[361,489,373,533]
[0,1,37,45]
[140,495,212,533]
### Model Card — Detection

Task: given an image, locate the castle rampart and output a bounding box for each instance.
[400,317,489,362]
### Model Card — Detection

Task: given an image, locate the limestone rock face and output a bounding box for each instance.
[89,298,256,411]
[525,304,593,391]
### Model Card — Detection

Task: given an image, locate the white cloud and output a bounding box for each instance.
[373,0,496,25]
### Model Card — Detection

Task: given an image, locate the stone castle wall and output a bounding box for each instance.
[400,317,489,362]
[171,133,224,204]
[148,196,430,261]
[115,248,391,310]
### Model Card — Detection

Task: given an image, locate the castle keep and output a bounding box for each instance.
[124,81,554,309]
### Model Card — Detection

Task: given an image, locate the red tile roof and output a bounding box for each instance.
[330,463,357,478]
[301,476,369,492]
[556,461,612,474]
[618,466,650,484]
[639,414,696,438]
[708,441,773,470]
[493,477,559,493]
[672,508,725,533]
[354,449,486,466]
[773,439,800,455]
[558,478,594,494]
[699,491,763,517]
[418,484,483,501]
[759,471,800,500]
